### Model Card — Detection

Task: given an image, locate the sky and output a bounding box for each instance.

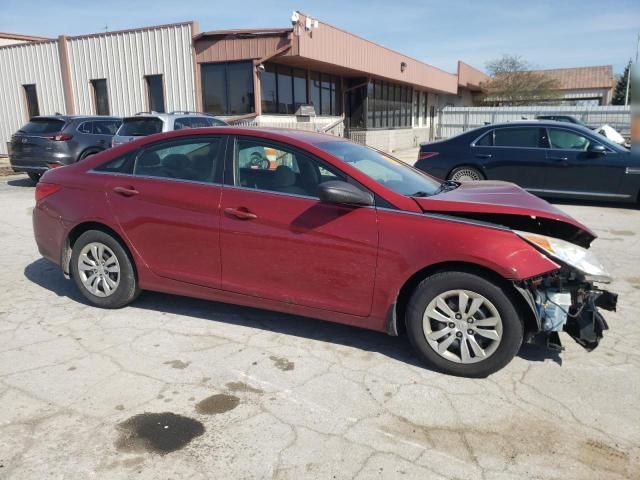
[1,0,638,74]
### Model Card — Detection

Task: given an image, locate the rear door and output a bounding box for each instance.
[104,135,226,288]
[542,127,625,198]
[473,126,548,189]
[218,136,378,316]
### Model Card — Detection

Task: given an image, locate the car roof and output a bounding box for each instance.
[31,115,121,121]
[467,120,595,133]
[123,112,217,120]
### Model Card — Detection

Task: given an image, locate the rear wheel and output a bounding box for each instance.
[406,271,523,377]
[27,172,41,183]
[448,166,483,182]
[70,230,140,308]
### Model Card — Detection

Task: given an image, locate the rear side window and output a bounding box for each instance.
[475,130,493,146]
[118,117,163,136]
[494,127,543,148]
[173,118,192,130]
[19,118,66,134]
[134,138,223,183]
[78,121,94,134]
[93,151,136,174]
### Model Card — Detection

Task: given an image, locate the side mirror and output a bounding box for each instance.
[587,144,606,156]
[318,181,374,207]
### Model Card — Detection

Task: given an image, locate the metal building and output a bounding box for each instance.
[0,22,197,155]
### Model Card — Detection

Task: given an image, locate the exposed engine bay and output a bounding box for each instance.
[515,268,617,351]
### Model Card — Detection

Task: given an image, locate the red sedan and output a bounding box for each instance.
[32,127,616,377]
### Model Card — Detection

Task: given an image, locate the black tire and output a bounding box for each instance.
[28,172,41,183]
[70,230,140,308]
[448,166,484,182]
[79,149,100,161]
[406,271,524,378]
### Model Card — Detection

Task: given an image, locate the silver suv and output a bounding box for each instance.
[112,111,227,147]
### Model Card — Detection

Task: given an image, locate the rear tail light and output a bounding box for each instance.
[418,151,439,160]
[47,133,73,141]
[46,162,64,169]
[35,183,61,203]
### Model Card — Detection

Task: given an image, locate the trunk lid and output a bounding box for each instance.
[413,180,596,247]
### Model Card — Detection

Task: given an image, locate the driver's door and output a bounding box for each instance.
[219,136,378,317]
[542,127,623,198]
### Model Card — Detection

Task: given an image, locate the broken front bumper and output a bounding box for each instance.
[515,278,618,351]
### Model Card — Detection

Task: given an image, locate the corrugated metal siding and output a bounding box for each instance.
[0,41,66,155]
[296,14,458,94]
[68,23,195,116]
[195,34,290,63]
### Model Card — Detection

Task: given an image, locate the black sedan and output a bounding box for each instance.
[416,121,638,203]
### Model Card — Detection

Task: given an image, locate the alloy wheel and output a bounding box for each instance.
[422,289,503,364]
[77,242,121,297]
[450,168,482,181]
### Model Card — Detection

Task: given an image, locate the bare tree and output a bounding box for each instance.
[479,55,562,106]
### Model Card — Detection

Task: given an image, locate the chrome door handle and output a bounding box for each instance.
[548,156,568,162]
[475,154,492,159]
[113,186,139,197]
[224,207,257,220]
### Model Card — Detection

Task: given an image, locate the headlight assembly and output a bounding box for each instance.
[516,231,611,283]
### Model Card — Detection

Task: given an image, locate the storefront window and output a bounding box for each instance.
[261,64,277,114]
[263,64,341,116]
[202,61,254,115]
[364,80,414,129]
[293,68,307,111]
[277,66,294,114]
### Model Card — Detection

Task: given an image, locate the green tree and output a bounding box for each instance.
[479,54,562,106]
[612,60,632,105]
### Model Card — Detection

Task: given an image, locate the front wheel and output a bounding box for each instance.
[406,271,524,377]
[70,230,140,308]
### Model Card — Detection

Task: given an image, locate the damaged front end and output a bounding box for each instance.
[515,271,617,351]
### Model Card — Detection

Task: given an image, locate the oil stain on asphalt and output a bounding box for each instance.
[115,412,205,455]
[195,394,240,415]
[269,355,295,371]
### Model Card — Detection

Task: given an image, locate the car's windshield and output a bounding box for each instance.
[316,141,442,196]
[118,117,163,136]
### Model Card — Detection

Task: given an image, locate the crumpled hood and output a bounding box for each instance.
[413,180,596,247]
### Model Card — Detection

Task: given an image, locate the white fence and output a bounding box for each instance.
[438,105,631,139]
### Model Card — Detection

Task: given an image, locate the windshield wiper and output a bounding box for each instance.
[410,191,430,197]
[434,180,460,195]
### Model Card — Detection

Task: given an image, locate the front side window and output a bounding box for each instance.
[91,79,110,115]
[316,141,441,196]
[134,138,223,183]
[548,128,592,150]
[94,120,121,135]
[23,84,40,118]
[494,127,543,148]
[234,138,342,198]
